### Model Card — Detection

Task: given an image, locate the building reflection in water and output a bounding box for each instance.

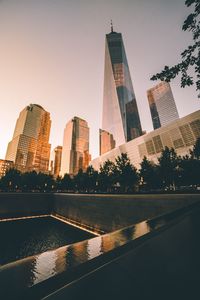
[25,219,158,288]
[87,237,102,260]
[67,242,89,266]
[54,246,68,274]
[33,251,57,284]
[132,221,151,239]
[102,231,126,252]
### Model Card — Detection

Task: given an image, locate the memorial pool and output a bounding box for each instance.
[0,216,94,266]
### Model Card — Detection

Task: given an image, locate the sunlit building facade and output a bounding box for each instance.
[5,104,51,173]
[60,117,91,176]
[147,81,179,130]
[0,159,14,178]
[99,129,115,155]
[51,146,62,178]
[102,25,142,149]
[91,110,200,170]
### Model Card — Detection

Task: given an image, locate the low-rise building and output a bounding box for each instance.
[91,110,200,170]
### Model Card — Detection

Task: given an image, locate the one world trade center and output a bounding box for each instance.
[101,23,142,151]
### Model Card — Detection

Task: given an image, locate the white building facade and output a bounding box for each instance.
[91,110,200,170]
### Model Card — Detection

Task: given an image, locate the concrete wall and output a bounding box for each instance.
[0,192,200,233]
[0,193,200,299]
[0,193,53,219]
[53,193,200,232]
[46,201,200,300]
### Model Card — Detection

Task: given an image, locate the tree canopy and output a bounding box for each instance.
[151,0,200,96]
[139,156,161,191]
[98,160,116,192]
[114,153,138,192]
[1,139,200,193]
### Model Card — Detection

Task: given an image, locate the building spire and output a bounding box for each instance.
[111,19,113,32]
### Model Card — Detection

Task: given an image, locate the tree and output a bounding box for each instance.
[84,166,98,192]
[74,169,87,192]
[179,154,200,186]
[192,137,200,158]
[21,171,39,191]
[151,0,200,96]
[36,172,54,192]
[55,176,62,191]
[61,173,74,191]
[158,147,179,190]
[114,153,138,193]
[98,160,115,192]
[178,138,200,187]
[139,156,161,191]
[0,168,21,191]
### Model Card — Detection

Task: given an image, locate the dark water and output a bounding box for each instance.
[0,201,196,297]
[0,216,94,266]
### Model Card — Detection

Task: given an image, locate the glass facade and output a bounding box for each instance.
[0,159,14,178]
[102,29,142,148]
[99,129,115,155]
[60,117,90,176]
[50,146,62,178]
[92,110,200,171]
[147,81,179,130]
[5,104,51,173]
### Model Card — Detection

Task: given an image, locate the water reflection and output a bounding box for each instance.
[33,251,57,284]
[27,220,153,286]
[87,237,102,259]
[0,212,177,292]
[27,246,69,286]
[133,221,151,239]
[67,242,88,266]
[0,216,94,266]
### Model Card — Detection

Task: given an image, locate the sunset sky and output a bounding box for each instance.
[0,0,199,160]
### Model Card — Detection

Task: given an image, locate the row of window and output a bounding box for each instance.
[139,119,200,157]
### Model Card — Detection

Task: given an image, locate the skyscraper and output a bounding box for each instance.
[60,117,90,176]
[0,159,14,178]
[5,104,51,173]
[99,129,115,155]
[102,23,142,148]
[147,81,179,130]
[51,146,62,178]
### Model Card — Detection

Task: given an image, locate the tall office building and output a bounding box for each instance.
[5,104,51,173]
[60,117,91,176]
[0,159,14,178]
[99,129,115,155]
[102,23,142,148]
[147,81,179,130]
[51,146,62,178]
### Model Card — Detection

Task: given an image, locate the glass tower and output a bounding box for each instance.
[147,81,179,130]
[51,146,62,178]
[5,104,51,173]
[102,25,142,148]
[0,160,14,178]
[60,117,91,176]
[99,129,115,155]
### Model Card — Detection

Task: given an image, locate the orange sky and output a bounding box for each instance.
[0,0,199,160]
